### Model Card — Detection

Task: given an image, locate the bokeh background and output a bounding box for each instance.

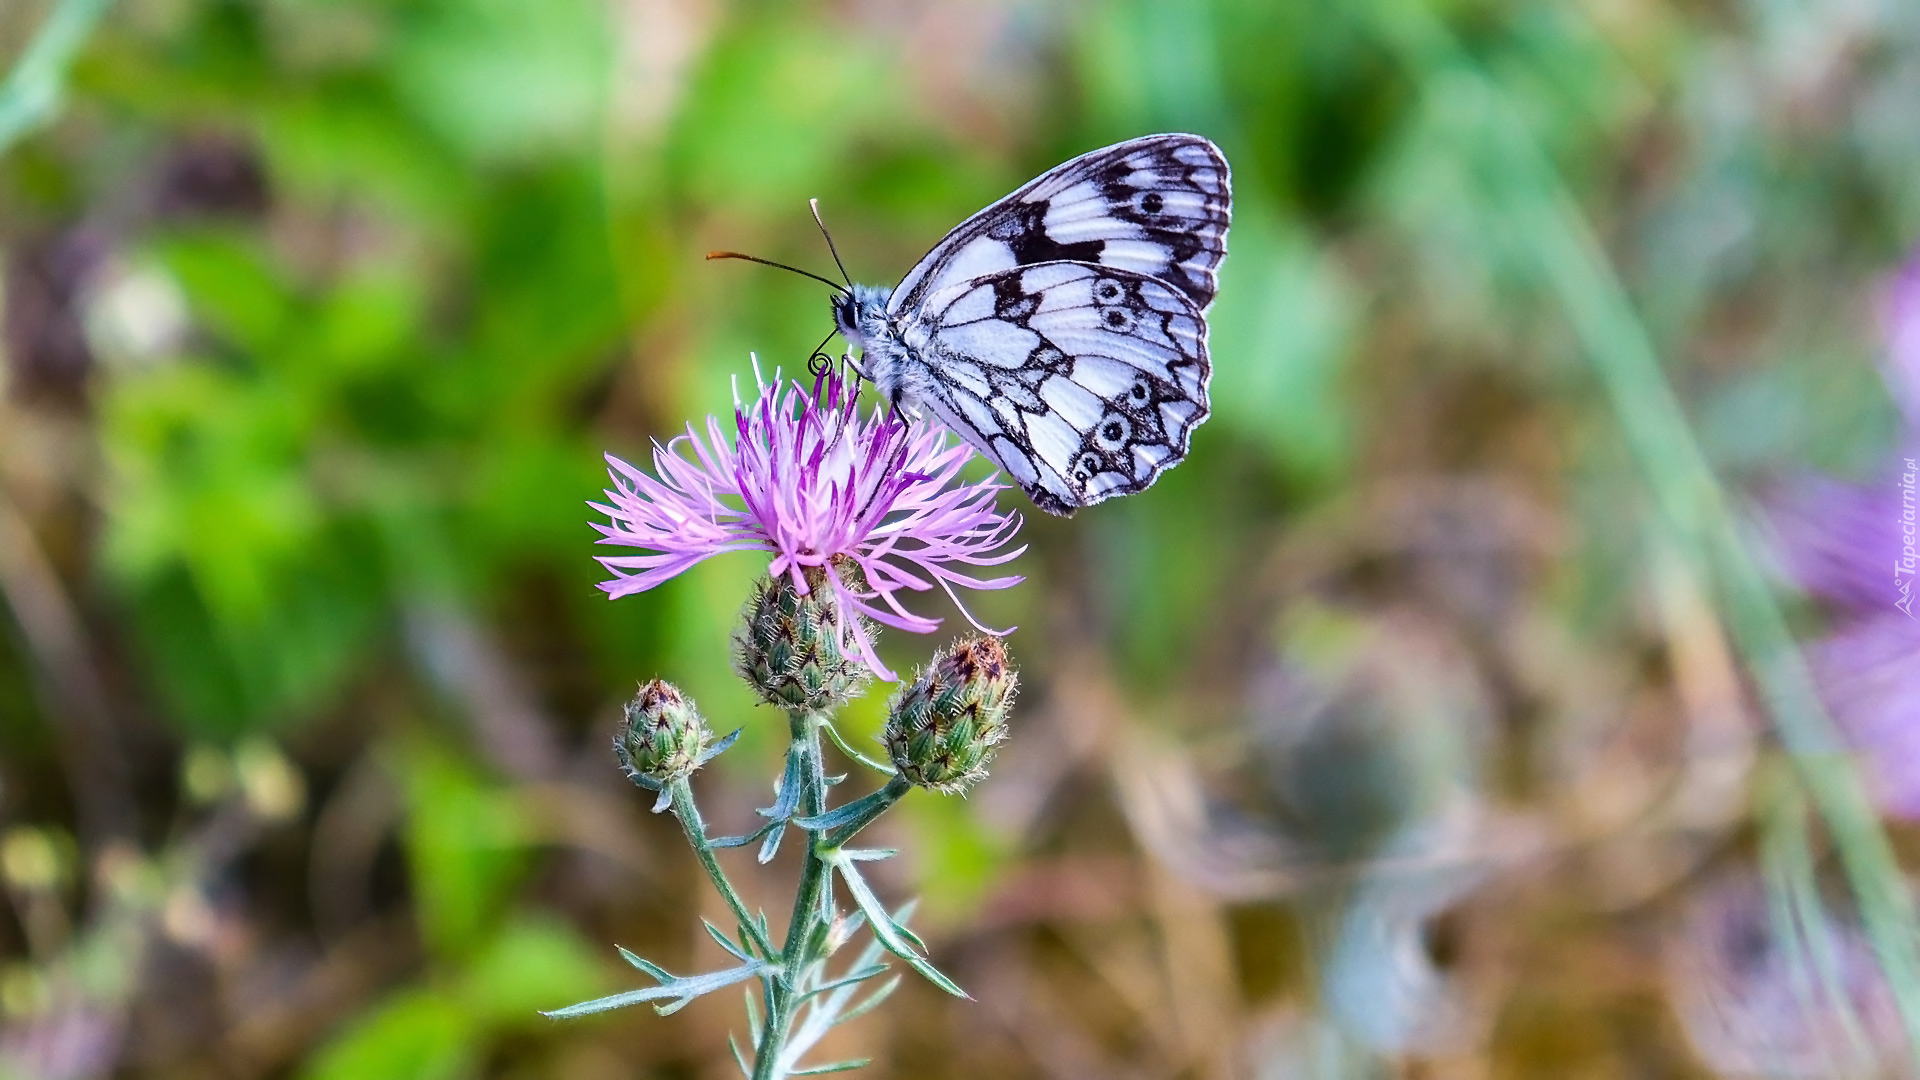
[5,0,1920,1076]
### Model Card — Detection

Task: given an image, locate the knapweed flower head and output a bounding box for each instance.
[616,680,709,786]
[592,361,1024,679]
[735,565,870,712]
[883,635,1017,794]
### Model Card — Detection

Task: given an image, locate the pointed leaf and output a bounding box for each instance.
[821,720,895,775]
[615,946,673,982]
[794,788,894,832]
[704,919,754,962]
[696,728,744,767]
[711,820,778,849]
[791,1058,872,1075]
[759,743,805,820]
[836,975,903,1026]
[729,1033,752,1078]
[800,963,890,1000]
[541,961,767,1019]
[758,820,788,863]
[832,859,967,998]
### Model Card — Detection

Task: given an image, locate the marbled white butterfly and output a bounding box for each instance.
[719,134,1230,516]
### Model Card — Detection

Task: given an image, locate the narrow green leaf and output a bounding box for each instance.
[541,985,686,1019]
[759,742,805,820]
[833,858,967,998]
[703,918,755,962]
[696,727,744,767]
[821,720,895,775]
[891,921,927,954]
[729,1033,752,1079]
[800,963,889,1000]
[790,1058,872,1075]
[614,946,672,982]
[757,821,788,864]
[835,975,902,1026]
[541,961,765,1019]
[710,819,778,849]
[795,783,901,833]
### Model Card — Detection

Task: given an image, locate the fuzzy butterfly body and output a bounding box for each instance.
[833,133,1230,515]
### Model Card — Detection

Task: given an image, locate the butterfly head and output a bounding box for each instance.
[832,284,891,348]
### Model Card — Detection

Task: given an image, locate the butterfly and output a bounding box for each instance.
[715,133,1230,516]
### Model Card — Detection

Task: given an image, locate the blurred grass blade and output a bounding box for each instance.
[1762,769,1880,1069]
[0,0,110,156]
[1364,0,1920,1056]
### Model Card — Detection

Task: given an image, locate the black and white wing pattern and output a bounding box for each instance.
[897,261,1211,515]
[889,134,1230,317]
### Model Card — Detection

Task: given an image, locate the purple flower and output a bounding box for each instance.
[1667,873,1906,1077]
[1764,252,1920,818]
[591,362,1024,679]
[1770,475,1911,617]
[1812,617,1920,818]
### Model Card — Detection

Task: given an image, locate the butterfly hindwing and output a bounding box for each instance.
[890,134,1230,318]
[899,261,1211,515]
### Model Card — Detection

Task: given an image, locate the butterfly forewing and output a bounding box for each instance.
[890,134,1230,317]
[901,262,1211,515]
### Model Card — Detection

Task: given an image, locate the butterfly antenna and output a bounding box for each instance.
[809,198,853,288]
[805,326,842,379]
[706,250,850,295]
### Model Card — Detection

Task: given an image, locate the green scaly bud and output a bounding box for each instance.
[616,680,709,786]
[884,636,1017,795]
[734,562,870,712]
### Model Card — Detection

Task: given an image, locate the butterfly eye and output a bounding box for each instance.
[1094,279,1123,303]
[1128,379,1152,405]
[1138,192,1164,215]
[1103,308,1135,331]
[1094,413,1132,451]
[1071,451,1104,482]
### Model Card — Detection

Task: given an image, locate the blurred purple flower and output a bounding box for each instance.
[1813,618,1920,818]
[591,361,1024,679]
[1886,256,1920,424]
[1668,873,1906,1078]
[1771,476,1912,619]
[1766,253,1920,818]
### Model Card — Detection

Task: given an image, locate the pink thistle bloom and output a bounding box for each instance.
[591,361,1025,679]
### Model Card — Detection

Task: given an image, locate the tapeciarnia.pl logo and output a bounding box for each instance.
[1899,457,1918,618]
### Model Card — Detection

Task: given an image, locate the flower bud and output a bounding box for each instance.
[615,680,709,786]
[734,562,870,712]
[883,636,1016,794]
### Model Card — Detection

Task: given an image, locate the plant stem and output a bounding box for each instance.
[669,776,776,960]
[818,776,911,851]
[753,711,832,1080]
